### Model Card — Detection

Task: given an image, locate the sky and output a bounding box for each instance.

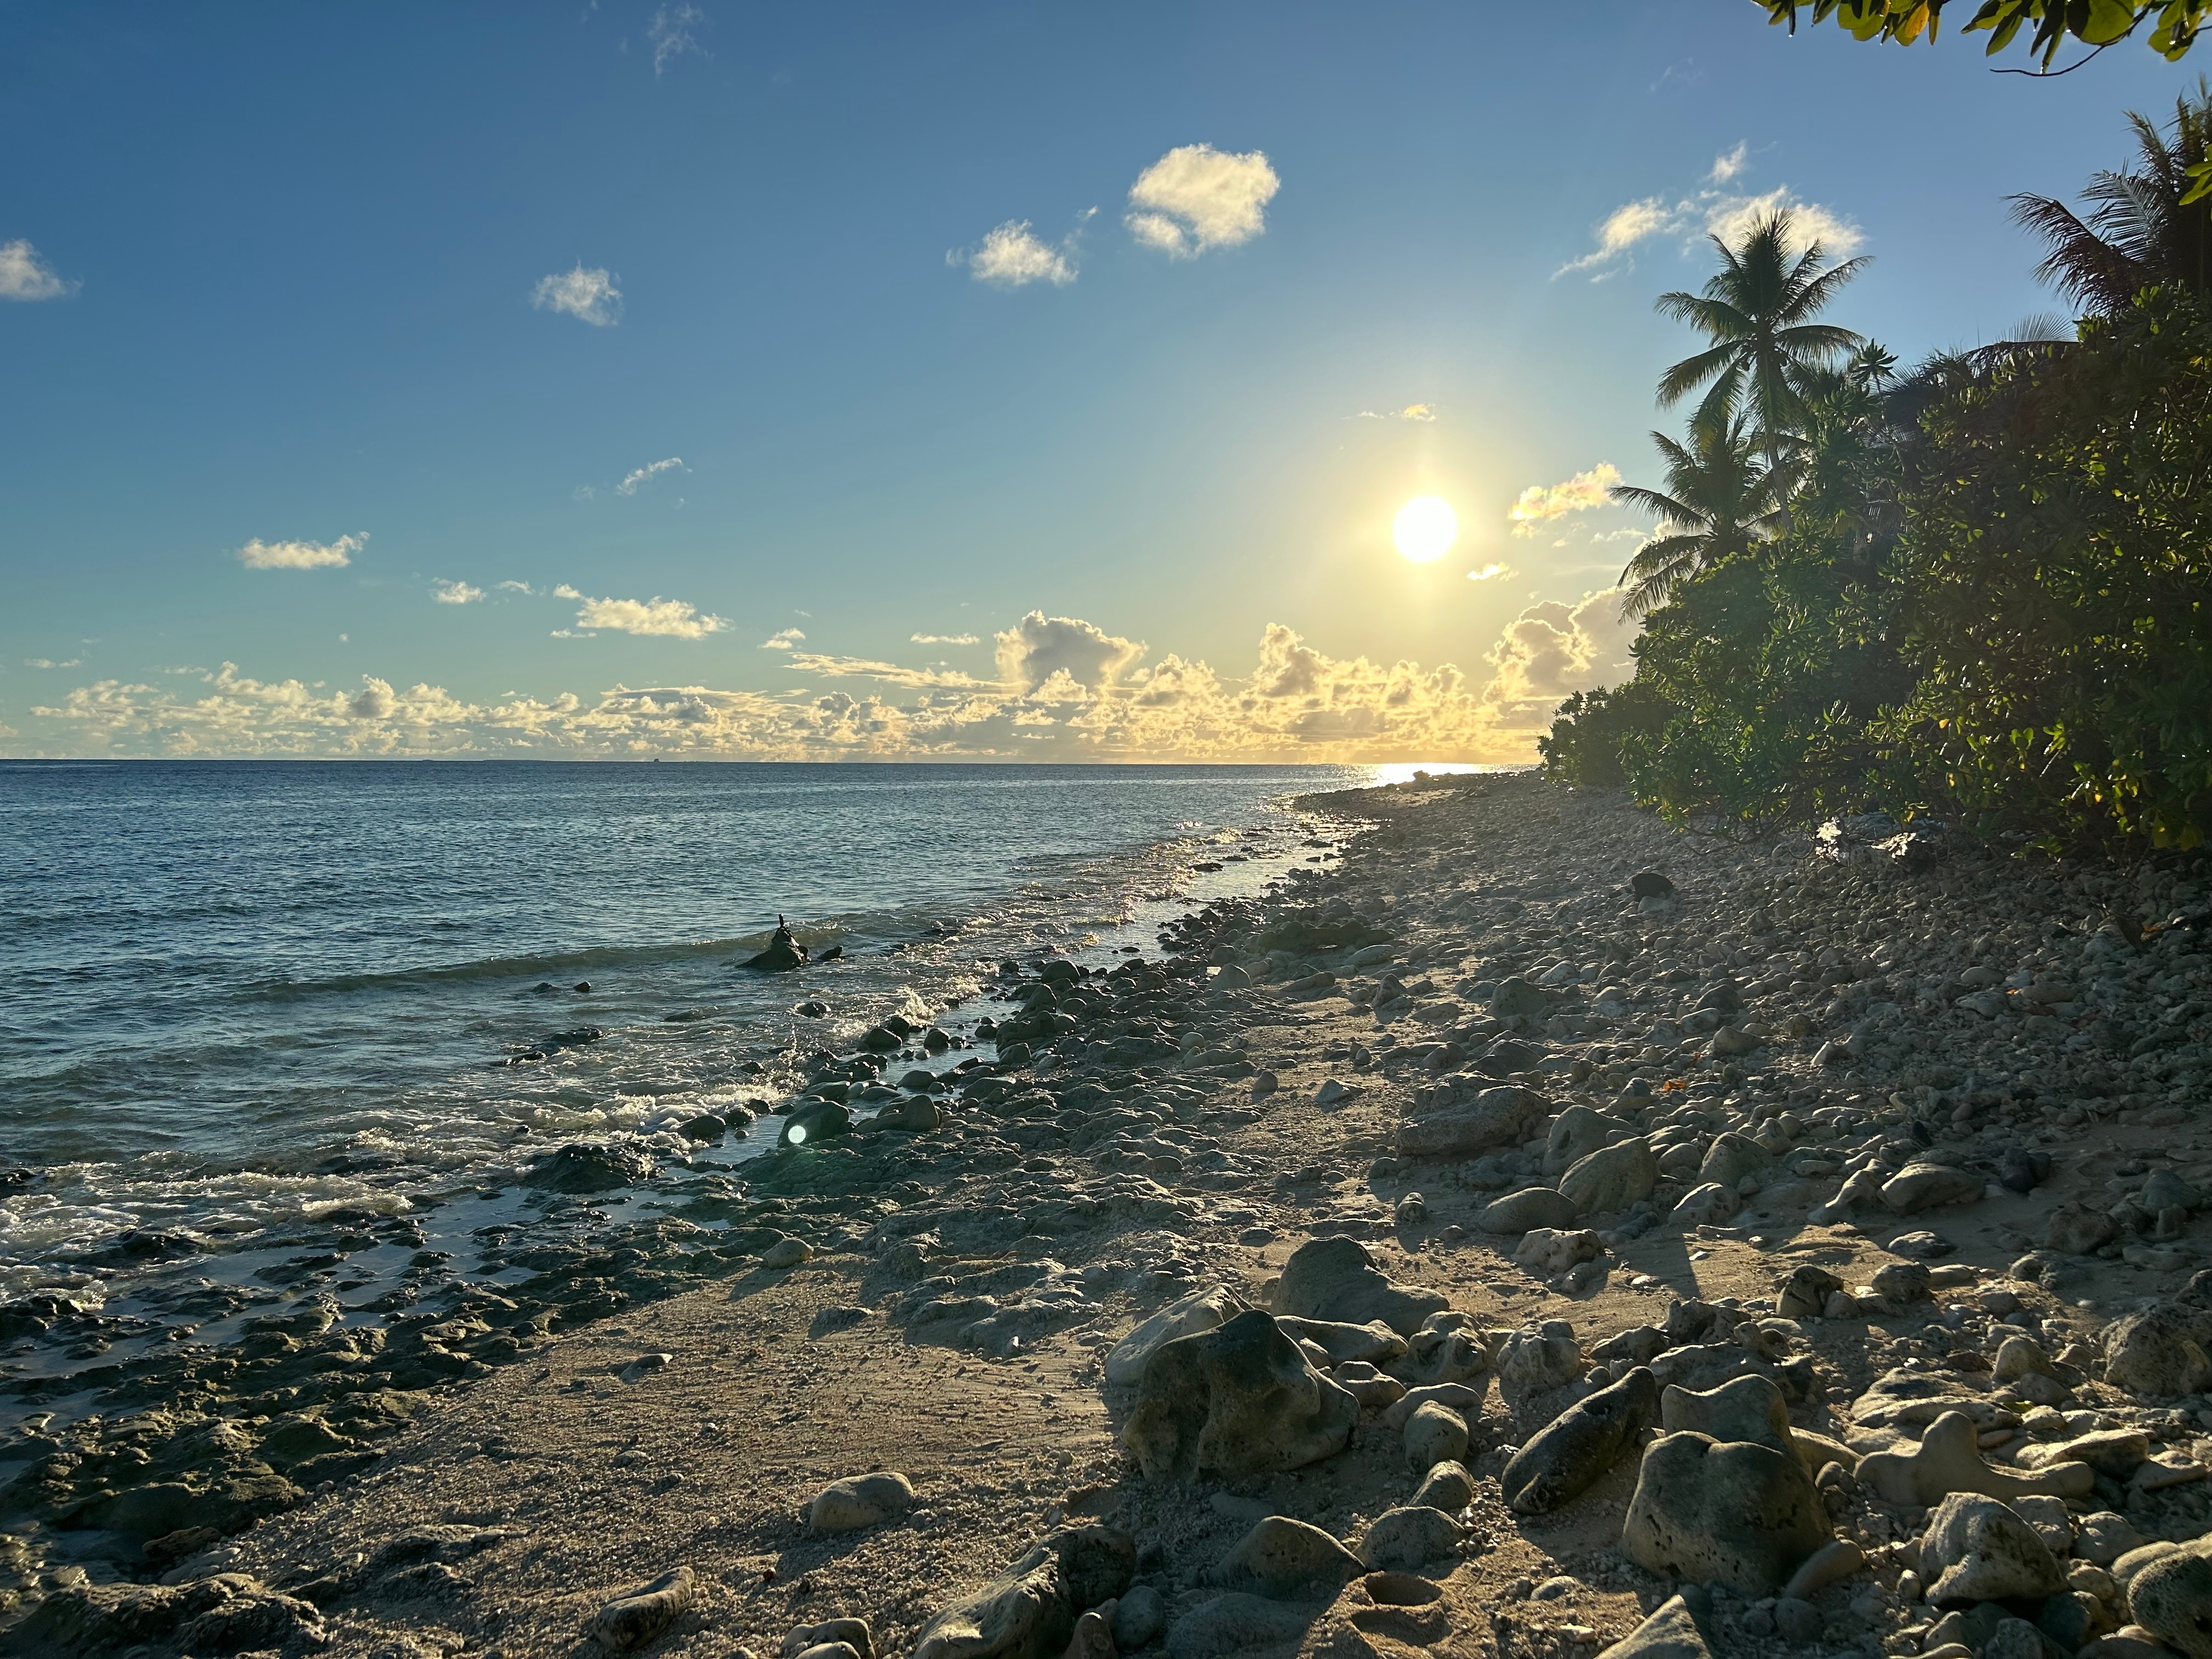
[1,3,2200,763]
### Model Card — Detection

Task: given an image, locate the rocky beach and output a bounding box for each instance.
[8,769,2212,1659]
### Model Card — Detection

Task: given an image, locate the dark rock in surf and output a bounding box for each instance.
[522,1141,658,1193]
[742,916,810,973]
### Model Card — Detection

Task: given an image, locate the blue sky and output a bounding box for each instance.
[1,3,2198,760]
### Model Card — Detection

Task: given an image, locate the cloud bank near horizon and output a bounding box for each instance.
[19,600,1638,763]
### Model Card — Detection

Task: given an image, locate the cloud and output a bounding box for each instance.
[910,631,979,645]
[1478,591,1643,726]
[432,580,485,605]
[995,611,1145,696]
[566,594,728,638]
[785,653,999,690]
[1703,188,1862,260]
[19,603,1643,763]
[1465,563,1510,583]
[760,627,805,650]
[498,580,534,592]
[237,532,365,571]
[954,219,1082,288]
[616,456,686,495]
[1508,464,1622,537]
[25,657,82,668]
[1555,153,1861,280]
[532,265,622,326]
[1354,403,1437,422]
[1125,145,1279,258]
[0,240,77,302]
[648,4,706,74]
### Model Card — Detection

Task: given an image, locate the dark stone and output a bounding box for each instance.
[1631,872,1676,899]
[521,1142,658,1193]
[2000,1149,2053,1193]
[742,918,809,973]
[1502,1365,1661,1513]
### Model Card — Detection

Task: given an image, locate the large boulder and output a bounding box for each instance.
[2104,1305,2212,1398]
[1273,1238,1446,1336]
[1919,1493,2066,1607]
[1622,1432,1830,1594]
[1121,1311,1357,1481]
[1559,1138,1658,1214]
[1544,1107,1624,1177]
[2126,1543,2212,1659]
[1501,1365,1659,1514]
[1105,1286,1245,1387]
[1397,1085,1548,1159]
[1659,1374,1793,1458]
[1880,1163,1986,1214]
[1478,1187,1581,1235]
[1699,1133,1768,1189]
[1495,1321,1584,1397]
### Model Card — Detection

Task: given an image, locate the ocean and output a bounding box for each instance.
[0,760,1430,1334]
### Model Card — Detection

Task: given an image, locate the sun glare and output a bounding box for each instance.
[1392,495,1457,563]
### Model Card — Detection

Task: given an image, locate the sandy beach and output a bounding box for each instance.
[9,770,2212,1659]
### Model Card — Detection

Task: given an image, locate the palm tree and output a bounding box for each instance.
[1654,212,1869,510]
[1610,415,1783,619]
[2009,84,2212,317]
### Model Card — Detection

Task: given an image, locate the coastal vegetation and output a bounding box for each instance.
[1539,89,2212,853]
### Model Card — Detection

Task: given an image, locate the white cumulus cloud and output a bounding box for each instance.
[1125,144,1279,258]
[566,593,727,638]
[432,580,485,605]
[532,265,623,326]
[911,632,979,646]
[955,219,1083,288]
[0,240,77,302]
[1508,464,1622,537]
[760,628,805,650]
[1479,592,1642,725]
[237,532,365,571]
[995,611,1146,696]
[616,456,686,495]
[1354,403,1437,422]
[1709,142,1748,184]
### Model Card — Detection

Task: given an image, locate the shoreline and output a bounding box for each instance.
[8,770,2212,1659]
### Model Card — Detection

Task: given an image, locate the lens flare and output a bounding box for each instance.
[787,1122,808,1144]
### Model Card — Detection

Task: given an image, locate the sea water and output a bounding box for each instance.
[0,759,1439,1318]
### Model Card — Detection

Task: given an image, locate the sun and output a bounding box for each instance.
[1392,495,1458,563]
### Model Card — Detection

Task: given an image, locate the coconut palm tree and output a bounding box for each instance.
[1654,212,1869,507]
[2009,84,2212,317]
[1610,415,1784,619]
